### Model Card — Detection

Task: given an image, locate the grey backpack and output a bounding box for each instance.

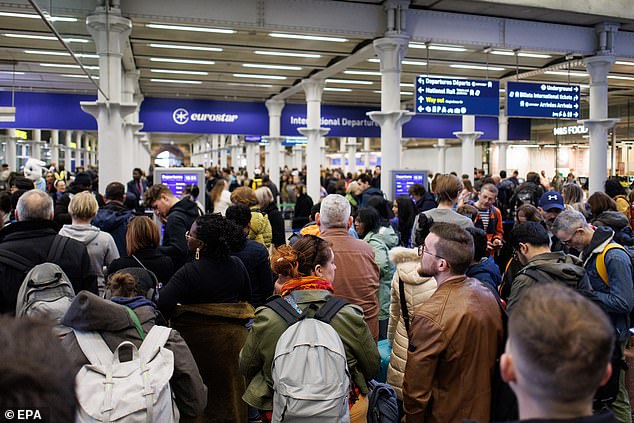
[267,296,350,423]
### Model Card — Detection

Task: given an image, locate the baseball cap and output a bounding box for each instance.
[539,191,564,211]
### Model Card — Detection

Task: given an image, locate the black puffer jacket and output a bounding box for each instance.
[160,198,200,270]
[593,211,634,246]
[262,203,285,248]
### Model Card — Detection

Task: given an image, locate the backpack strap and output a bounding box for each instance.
[0,248,33,273]
[398,277,411,336]
[314,296,348,324]
[47,235,69,263]
[125,307,146,341]
[597,243,625,286]
[138,325,172,359]
[73,330,113,366]
[267,296,302,326]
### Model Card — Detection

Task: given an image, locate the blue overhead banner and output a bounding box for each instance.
[506,81,580,119]
[281,104,379,137]
[415,76,500,116]
[403,115,530,141]
[0,92,97,130]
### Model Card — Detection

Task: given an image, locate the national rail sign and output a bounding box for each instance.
[506,81,580,119]
[415,76,500,116]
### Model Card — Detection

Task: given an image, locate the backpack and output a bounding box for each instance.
[266,296,350,422]
[73,325,179,423]
[366,379,399,423]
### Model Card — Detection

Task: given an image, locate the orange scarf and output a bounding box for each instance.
[280,276,334,297]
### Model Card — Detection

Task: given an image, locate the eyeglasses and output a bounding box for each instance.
[185,231,202,243]
[418,244,444,260]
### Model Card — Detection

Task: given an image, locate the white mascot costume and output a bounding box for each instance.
[24,158,47,191]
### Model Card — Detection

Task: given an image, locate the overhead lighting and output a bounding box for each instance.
[608,75,634,81]
[145,23,235,34]
[40,63,99,70]
[544,70,588,77]
[269,32,348,42]
[0,11,77,22]
[0,71,24,75]
[344,70,381,76]
[402,60,427,66]
[61,74,99,79]
[254,50,321,58]
[450,64,505,71]
[148,43,222,52]
[75,53,98,59]
[374,90,413,95]
[242,63,302,70]
[226,82,274,88]
[326,78,372,85]
[24,49,68,56]
[400,83,414,88]
[150,78,202,84]
[233,73,287,80]
[615,61,634,66]
[490,50,551,58]
[409,43,467,52]
[324,87,352,92]
[151,69,208,75]
[499,88,506,92]
[150,57,215,65]
[5,33,89,43]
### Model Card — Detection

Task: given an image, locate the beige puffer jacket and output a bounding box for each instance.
[386,246,437,400]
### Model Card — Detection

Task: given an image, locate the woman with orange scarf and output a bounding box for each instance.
[239,235,380,422]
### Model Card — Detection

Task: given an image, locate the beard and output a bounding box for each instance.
[417,264,435,278]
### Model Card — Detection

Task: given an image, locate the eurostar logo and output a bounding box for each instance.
[173,108,189,125]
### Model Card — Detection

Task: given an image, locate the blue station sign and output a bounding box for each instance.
[506,81,580,119]
[415,76,500,116]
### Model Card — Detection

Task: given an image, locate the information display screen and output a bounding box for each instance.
[506,81,580,119]
[393,170,428,199]
[160,173,200,198]
[415,76,500,116]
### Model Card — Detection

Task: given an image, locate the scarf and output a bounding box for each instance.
[280,276,334,297]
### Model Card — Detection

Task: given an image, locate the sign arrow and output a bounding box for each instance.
[418,106,423,112]
[418,96,424,102]
[418,87,423,93]
[574,86,579,92]
[573,95,578,101]
[418,77,424,84]
[574,112,579,117]
[574,104,579,109]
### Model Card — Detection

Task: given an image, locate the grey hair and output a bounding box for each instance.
[319,194,350,229]
[552,209,587,234]
[255,186,274,209]
[16,189,54,221]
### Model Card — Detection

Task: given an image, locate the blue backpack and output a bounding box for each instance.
[366,379,399,423]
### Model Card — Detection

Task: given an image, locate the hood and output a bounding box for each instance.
[583,226,615,262]
[388,246,434,285]
[101,201,128,213]
[377,225,399,249]
[92,208,131,231]
[364,187,382,196]
[593,211,629,232]
[58,224,101,245]
[466,257,502,286]
[62,291,156,332]
[523,251,586,283]
[169,198,200,218]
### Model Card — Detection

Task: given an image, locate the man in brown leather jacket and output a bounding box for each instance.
[403,223,503,423]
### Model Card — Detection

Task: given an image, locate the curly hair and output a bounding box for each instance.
[230,186,258,207]
[194,214,246,259]
[271,235,332,278]
[226,204,252,229]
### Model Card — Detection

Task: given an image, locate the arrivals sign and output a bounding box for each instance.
[415,76,500,116]
[506,81,580,119]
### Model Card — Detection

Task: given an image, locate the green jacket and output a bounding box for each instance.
[364,231,396,321]
[239,289,380,410]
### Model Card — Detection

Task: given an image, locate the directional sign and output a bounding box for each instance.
[415,76,500,116]
[506,81,580,119]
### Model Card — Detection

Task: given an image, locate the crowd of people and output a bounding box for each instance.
[1,159,633,423]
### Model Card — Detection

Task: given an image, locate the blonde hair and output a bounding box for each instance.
[69,191,98,220]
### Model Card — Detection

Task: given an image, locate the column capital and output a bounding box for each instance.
[584,55,615,84]
[80,101,137,119]
[86,13,132,54]
[453,131,484,142]
[373,35,410,72]
[265,99,285,117]
[297,128,330,138]
[367,110,414,127]
[579,118,619,130]
[301,79,325,102]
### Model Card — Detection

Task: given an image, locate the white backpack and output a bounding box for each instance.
[73,325,180,423]
[268,296,350,423]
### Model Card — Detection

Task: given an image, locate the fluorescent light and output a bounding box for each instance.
[402,60,427,66]
[616,61,634,66]
[25,49,68,56]
[400,83,414,88]
[608,75,634,81]
[368,59,380,63]
[255,50,321,58]
[150,57,215,65]
[226,83,274,88]
[374,90,413,95]
[499,89,506,92]
[0,71,24,75]
[242,63,302,70]
[61,74,98,79]
[344,70,381,76]
[40,63,79,68]
[490,50,551,58]
[544,71,588,77]
[408,43,427,49]
[151,69,208,75]
[269,32,348,42]
[0,11,77,22]
[146,23,235,34]
[450,64,505,71]
[324,87,352,92]
[409,43,467,52]
[233,73,287,80]
[326,78,372,85]
[75,53,98,59]
[5,33,89,43]
[150,78,202,84]
[148,43,222,52]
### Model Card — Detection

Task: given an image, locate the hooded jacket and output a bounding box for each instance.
[363,231,397,321]
[261,203,285,248]
[58,224,119,296]
[61,291,207,418]
[581,226,634,342]
[506,251,590,313]
[593,211,634,246]
[466,257,502,296]
[415,192,437,213]
[248,206,273,248]
[160,198,200,270]
[360,187,384,208]
[387,247,437,400]
[92,201,135,257]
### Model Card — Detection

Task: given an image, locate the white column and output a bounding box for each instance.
[298,80,329,201]
[84,138,92,166]
[246,142,257,179]
[32,129,42,160]
[266,99,285,191]
[74,131,83,170]
[81,6,135,192]
[367,35,414,200]
[454,115,483,179]
[210,135,219,166]
[347,138,359,175]
[50,130,59,166]
[363,138,371,170]
[495,113,509,175]
[64,130,72,169]
[292,145,304,170]
[91,137,97,166]
[220,136,228,169]
[433,138,449,174]
[338,138,347,173]
[6,128,17,171]
[230,135,240,168]
[583,55,618,194]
